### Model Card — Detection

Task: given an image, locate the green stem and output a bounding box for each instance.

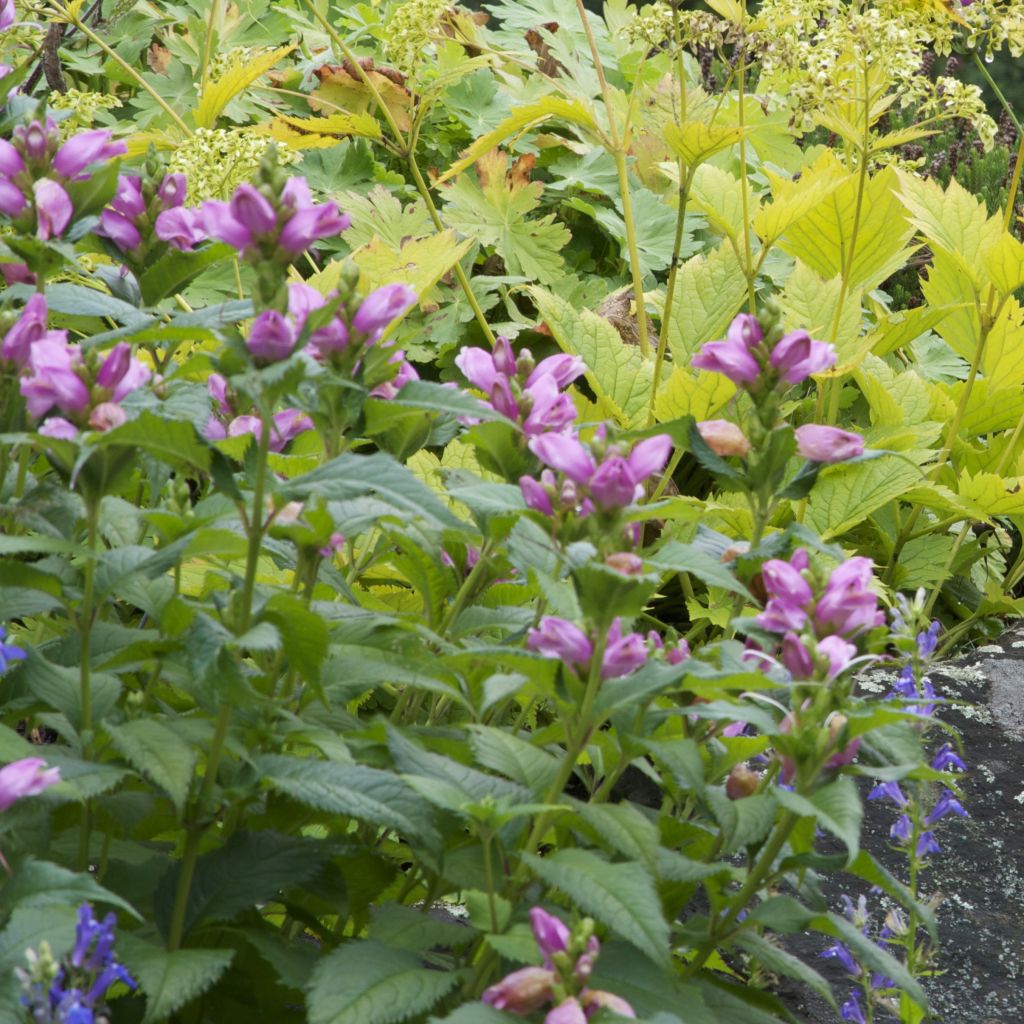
[239,409,273,634]
[681,810,799,978]
[613,148,652,361]
[735,20,756,314]
[973,51,1022,134]
[76,500,100,869]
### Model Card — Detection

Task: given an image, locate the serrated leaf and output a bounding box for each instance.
[352,231,474,303]
[340,186,432,251]
[273,110,382,141]
[734,931,835,1007]
[0,859,141,919]
[806,456,922,539]
[307,940,459,1024]
[257,755,439,846]
[664,243,748,365]
[665,121,744,167]
[95,411,211,472]
[522,849,670,966]
[105,719,195,815]
[529,285,653,427]
[982,232,1024,296]
[775,776,862,861]
[194,45,294,128]
[437,97,596,184]
[139,243,234,305]
[689,164,746,243]
[777,261,861,370]
[646,540,751,597]
[467,725,560,795]
[119,937,233,1024]
[369,903,475,953]
[654,368,736,423]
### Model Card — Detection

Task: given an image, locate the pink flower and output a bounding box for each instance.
[97,343,150,401]
[15,118,56,162]
[2,293,48,366]
[248,310,297,362]
[0,757,60,812]
[728,313,762,348]
[696,419,750,457]
[99,209,141,251]
[352,283,417,336]
[454,346,500,394]
[818,635,857,678]
[0,176,26,217]
[287,282,326,321]
[813,557,882,637]
[627,435,672,480]
[154,207,207,251]
[520,473,555,515]
[546,999,587,1024]
[270,409,313,451]
[530,907,570,962]
[794,424,864,463]
[278,198,351,252]
[589,456,637,508]
[581,989,636,1018]
[88,402,127,431]
[482,967,555,1014]
[528,616,593,666]
[158,173,187,208]
[692,337,760,384]
[38,417,78,440]
[20,336,89,418]
[0,138,23,179]
[33,179,73,239]
[208,373,230,415]
[770,330,836,383]
[0,0,15,32]
[528,353,586,389]
[761,558,813,607]
[370,352,420,399]
[523,374,576,435]
[601,619,647,679]
[530,433,596,484]
[53,129,125,179]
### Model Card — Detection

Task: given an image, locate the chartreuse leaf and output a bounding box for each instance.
[307,940,459,1024]
[529,285,654,427]
[105,719,196,815]
[689,164,746,243]
[920,248,981,362]
[436,97,596,184]
[982,295,1024,387]
[522,849,670,967]
[352,232,474,306]
[983,232,1024,296]
[807,456,922,539]
[958,471,1024,516]
[117,936,233,1024]
[755,157,846,244]
[193,45,294,128]
[868,303,963,358]
[0,859,141,919]
[269,110,382,143]
[654,368,735,423]
[665,121,745,167]
[779,166,915,291]
[955,376,1024,435]
[777,261,862,371]
[895,170,1002,289]
[664,243,748,365]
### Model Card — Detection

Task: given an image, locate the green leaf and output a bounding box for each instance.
[139,243,235,305]
[521,849,670,967]
[118,936,234,1024]
[0,905,77,981]
[369,903,476,952]
[806,456,922,539]
[94,411,211,472]
[307,940,459,1024]
[734,931,836,1008]
[156,831,333,940]
[467,725,560,795]
[16,647,120,731]
[646,540,752,597]
[256,755,439,846]
[262,593,329,689]
[0,859,140,919]
[428,1006,516,1024]
[103,719,195,815]
[40,281,150,324]
[529,285,654,427]
[665,121,745,167]
[775,777,862,862]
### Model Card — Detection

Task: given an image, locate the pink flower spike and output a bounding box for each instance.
[519,474,554,515]
[0,177,26,217]
[770,330,836,384]
[523,374,576,435]
[760,559,813,607]
[33,179,73,239]
[352,283,417,336]
[727,312,763,349]
[818,635,857,678]
[0,0,14,32]
[589,457,636,508]
[692,338,760,384]
[529,433,595,484]
[528,616,593,667]
[155,207,207,251]
[96,343,131,389]
[2,293,48,366]
[158,173,187,208]
[0,137,25,177]
[0,757,61,812]
[88,402,127,432]
[202,199,253,250]
[248,310,297,363]
[454,347,499,394]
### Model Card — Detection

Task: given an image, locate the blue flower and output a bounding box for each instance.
[924,789,968,826]
[917,620,940,657]
[0,625,26,674]
[931,743,966,772]
[889,814,913,843]
[821,941,859,976]
[916,831,941,857]
[840,990,866,1024]
[868,781,908,807]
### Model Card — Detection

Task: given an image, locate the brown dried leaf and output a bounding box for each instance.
[147,41,172,76]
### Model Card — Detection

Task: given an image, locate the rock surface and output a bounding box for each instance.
[781,627,1024,1024]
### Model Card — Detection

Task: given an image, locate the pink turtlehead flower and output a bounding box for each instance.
[370,351,420,399]
[546,999,587,1024]
[519,472,555,515]
[88,401,127,432]
[352,283,417,336]
[528,616,593,667]
[692,335,760,384]
[38,417,78,440]
[154,207,207,251]
[97,342,150,401]
[813,557,883,637]
[530,907,570,962]
[795,424,864,463]
[247,310,297,363]
[482,967,555,1014]
[33,179,72,239]
[697,419,750,457]
[581,989,637,1018]
[601,618,648,679]
[530,433,596,484]
[588,435,672,509]
[2,293,48,366]
[53,129,125,180]
[769,330,836,383]
[0,757,60,812]
[0,0,15,32]
[157,173,187,208]
[20,336,89,418]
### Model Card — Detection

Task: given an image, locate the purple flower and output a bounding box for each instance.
[0,0,14,31]
[15,118,57,162]
[628,435,673,480]
[821,941,859,976]
[818,635,857,678]
[1,293,48,366]
[529,353,586,389]
[795,424,864,463]
[601,619,647,679]
[269,409,313,452]
[455,346,500,394]
[924,789,968,825]
[154,207,207,251]
[692,336,760,384]
[203,187,271,250]
[528,616,593,667]
[247,310,297,362]
[545,998,587,1024]
[840,991,866,1024]
[99,209,142,251]
[97,343,150,401]
[581,990,636,1018]
[20,336,89,418]
[589,456,638,507]
[278,199,351,252]
[729,313,763,348]
[761,558,813,606]
[917,620,940,657]
[890,814,913,842]
[780,632,813,677]
[33,178,73,239]
[523,375,577,435]
[53,130,126,179]
[158,173,187,208]
[530,907,570,962]
[482,967,555,1014]
[369,351,420,399]
[769,329,836,383]
[813,557,882,637]
[868,781,908,807]
[520,473,554,515]
[932,743,966,772]
[111,174,145,218]
[0,175,26,217]
[0,757,60,811]
[39,416,79,439]
[352,283,417,336]
[529,433,596,484]
[916,831,941,857]
[88,402,126,432]
[0,624,26,674]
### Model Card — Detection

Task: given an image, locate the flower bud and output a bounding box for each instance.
[605,552,644,575]
[696,419,751,457]
[725,763,761,800]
